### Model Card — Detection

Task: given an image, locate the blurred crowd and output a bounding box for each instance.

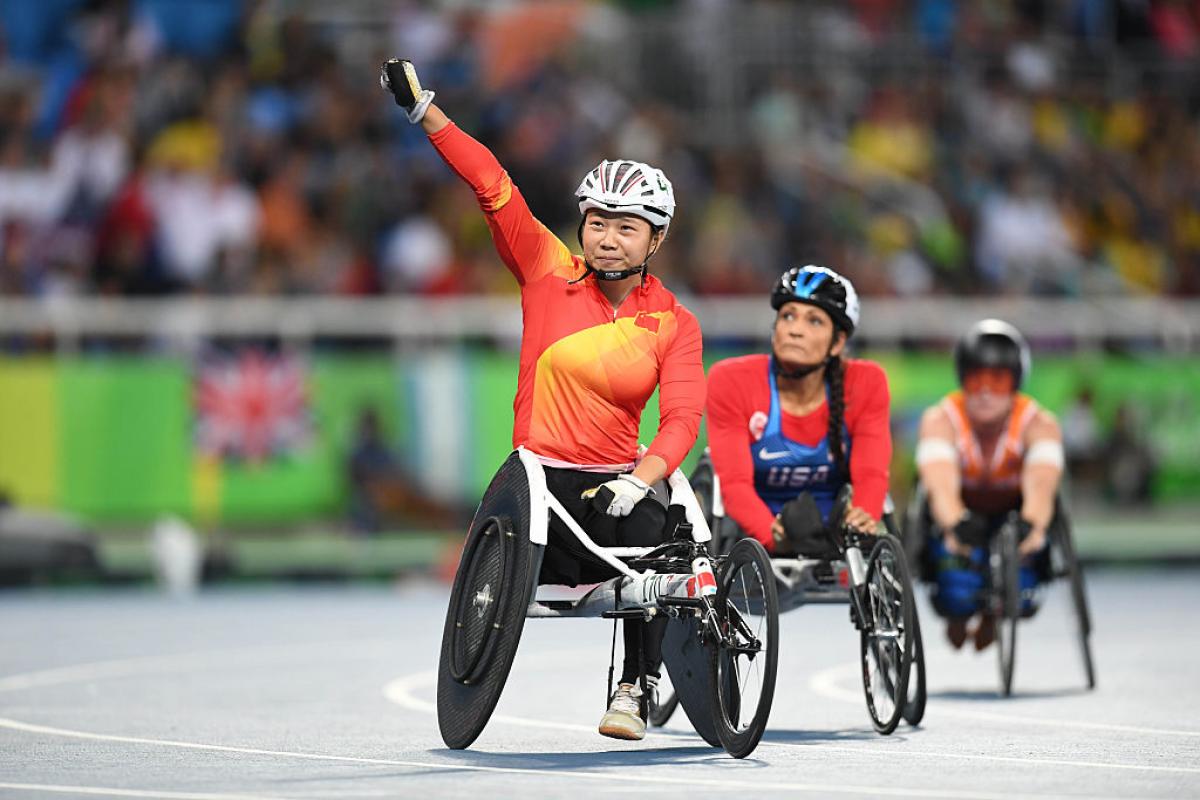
[1,0,1199,301]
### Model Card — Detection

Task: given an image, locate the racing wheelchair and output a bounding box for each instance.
[652,453,926,736]
[437,448,780,759]
[902,484,1096,697]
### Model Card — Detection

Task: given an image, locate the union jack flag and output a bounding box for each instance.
[194,351,311,463]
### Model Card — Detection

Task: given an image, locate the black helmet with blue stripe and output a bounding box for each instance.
[770,265,861,335]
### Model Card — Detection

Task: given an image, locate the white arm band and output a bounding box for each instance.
[915,438,958,466]
[1026,439,1065,469]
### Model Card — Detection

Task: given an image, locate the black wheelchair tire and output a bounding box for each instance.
[1054,516,1097,690]
[859,533,916,735]
[994,521,1020,697]
[902,605,928,727]
[708,537,779,759]
[437,453,541,750]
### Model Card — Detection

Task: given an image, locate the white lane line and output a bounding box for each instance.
[386,663,1200,776]
[0,783,284,800]
[0,716,1084,800]
[811,662,1200,739]
[0,639,396,694]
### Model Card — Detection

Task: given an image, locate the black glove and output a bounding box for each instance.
[380,59,435,123]
[779,494,839,559]
[953,510,990,548]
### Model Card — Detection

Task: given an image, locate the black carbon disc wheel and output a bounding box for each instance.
[860,534,916,735]
[437,453,540,750]
[994,523,1020,698]
[708,537,779,759]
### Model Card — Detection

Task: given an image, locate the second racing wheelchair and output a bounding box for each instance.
[437,448,780,759]
[653,452,926,735]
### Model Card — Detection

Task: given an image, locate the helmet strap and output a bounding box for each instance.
[571,220,660,285]
[771,337,838,379]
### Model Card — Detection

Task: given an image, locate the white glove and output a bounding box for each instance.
[582,474,654,518]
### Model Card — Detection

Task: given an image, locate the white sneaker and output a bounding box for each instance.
[598,680,653,741]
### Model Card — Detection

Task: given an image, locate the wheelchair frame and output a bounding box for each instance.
[437,447,780,759]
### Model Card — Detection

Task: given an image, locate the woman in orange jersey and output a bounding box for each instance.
[915,320,1065,650]
[381,60,705,742]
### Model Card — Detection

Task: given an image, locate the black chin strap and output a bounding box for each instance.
[772,339,837,379]
[570,217,657,285]
[568,262,647,285]
[772,356,828,379]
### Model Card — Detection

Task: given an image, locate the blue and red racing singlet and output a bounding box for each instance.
[706,353,891,548]
[752,357,848,519]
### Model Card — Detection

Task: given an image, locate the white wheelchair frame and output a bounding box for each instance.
[507,447,717,620]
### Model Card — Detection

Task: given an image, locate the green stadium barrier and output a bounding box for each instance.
[0,350,1196,525]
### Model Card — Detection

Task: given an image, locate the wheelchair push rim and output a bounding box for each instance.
[859,533,916,735]
[708,537,780,759]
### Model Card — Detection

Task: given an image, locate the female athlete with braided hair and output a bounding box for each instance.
[706,266,892,552]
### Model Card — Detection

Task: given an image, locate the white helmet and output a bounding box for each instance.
[575,159,675,235]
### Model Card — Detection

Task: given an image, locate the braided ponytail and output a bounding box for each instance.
[825,355,848,480]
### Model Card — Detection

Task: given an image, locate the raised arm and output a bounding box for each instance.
[381,60,574,285]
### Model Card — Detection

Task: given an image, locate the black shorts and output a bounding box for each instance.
[537,467,667,587]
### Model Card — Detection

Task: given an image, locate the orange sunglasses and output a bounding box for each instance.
[963,368,1015,396]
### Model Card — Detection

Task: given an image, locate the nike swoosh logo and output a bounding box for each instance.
[758,448,791,461]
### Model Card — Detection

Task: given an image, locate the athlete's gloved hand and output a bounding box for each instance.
[380,59,435,124]
[943,510,987,556]
[581,474,654,518]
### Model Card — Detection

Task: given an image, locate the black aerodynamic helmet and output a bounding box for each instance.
[770,265,861,335]
[954,319,1031,389]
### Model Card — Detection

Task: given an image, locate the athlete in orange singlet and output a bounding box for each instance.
[381,60,704,742]
[915,320,1064,650]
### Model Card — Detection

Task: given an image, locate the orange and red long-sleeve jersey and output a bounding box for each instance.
[429,123,704,473]
[706,354,892,546]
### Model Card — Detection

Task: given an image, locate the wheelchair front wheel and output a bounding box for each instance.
[993,521,1021,697]
[859,533,917,735]
[708,537,779,759]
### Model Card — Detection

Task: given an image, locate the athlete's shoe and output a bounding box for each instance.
[973,613,996,651]
[599,681,650,741]
[946,618,968,649]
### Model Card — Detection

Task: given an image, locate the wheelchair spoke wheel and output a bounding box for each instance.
[648,670,680,727]
[1055,519,1097,689]
[859,534,916,735]
[438,452,541,750]
[993,522,1020,697]
[903,605,928,727]
[708,538,779,759]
